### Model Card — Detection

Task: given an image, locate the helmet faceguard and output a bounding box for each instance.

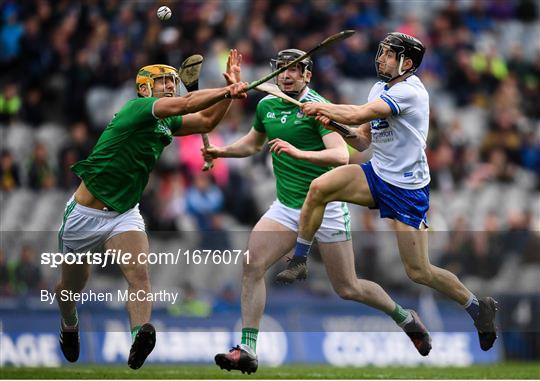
[136,64,180,97]
[375,32,425,83]
[270,49,313,97]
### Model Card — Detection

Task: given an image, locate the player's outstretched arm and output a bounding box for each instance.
[268,132,348,167]
[154,82,247,120]
[202,128,267,160]
[302,99,392,126]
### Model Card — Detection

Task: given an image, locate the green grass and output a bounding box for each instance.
[1,363,539,379]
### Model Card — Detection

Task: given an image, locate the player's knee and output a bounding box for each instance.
[405,266,433,285]
[307,179,329,204]
[242,251,265,279]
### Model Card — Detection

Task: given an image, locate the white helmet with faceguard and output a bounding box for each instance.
[270,49,314,97]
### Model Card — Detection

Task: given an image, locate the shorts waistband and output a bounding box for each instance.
[67,195,120,218]
[74,203,120,218]
[274,199,345,212]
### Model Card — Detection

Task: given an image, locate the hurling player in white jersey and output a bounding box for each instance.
[282,32,498,353]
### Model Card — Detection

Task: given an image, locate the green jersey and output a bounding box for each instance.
[253,88,334,209]
[72,97,182,213]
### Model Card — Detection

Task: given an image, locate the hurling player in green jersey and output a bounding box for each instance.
[56,50,247,369]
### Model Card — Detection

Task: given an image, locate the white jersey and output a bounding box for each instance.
[367,75,430,189]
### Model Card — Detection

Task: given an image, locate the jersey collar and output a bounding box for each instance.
[298,86,311,102]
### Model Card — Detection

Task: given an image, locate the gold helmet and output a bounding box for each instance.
[135,64,179,97]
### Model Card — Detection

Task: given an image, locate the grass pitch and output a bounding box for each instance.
[1,362,539,379]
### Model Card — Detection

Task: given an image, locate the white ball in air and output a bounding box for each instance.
[157,6,172,21]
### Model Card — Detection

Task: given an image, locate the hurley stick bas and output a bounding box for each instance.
[255,83,356,139]
[179,54,214,171]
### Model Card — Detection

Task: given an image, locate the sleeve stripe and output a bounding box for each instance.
[380,94,400,115]
[384,94,401,113]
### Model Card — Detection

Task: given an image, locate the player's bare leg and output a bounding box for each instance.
[278,165,375,283]
[288,165,431,354]
[320,240,396,311]
[105,231,155,369]
[319,240,396,314]
[319,240,431,356]
[55,262,91,362]
[215,218,296,374]
[394,221,471,302]
[301,165,376,239]
[242,218,296,328]
[107,231,152,329]
[394,220,498,351]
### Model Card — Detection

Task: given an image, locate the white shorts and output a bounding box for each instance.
[262,200,351,243]
[58,196,146,253]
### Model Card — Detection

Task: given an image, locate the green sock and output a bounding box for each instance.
[389,303,412,326]
[63,309,78,327]
[131,325,142,342]
[241,328,259,352]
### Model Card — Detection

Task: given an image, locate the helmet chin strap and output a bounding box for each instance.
[397,55,406,76]
[383,56,411,83]
[147,80,153,97]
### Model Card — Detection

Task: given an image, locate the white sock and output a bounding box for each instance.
[462,293,476,308]
[297,237,313,245]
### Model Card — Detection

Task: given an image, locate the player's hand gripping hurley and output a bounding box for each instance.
[179,54,214,171]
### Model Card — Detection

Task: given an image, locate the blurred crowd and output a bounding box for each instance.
[0,0,539,298]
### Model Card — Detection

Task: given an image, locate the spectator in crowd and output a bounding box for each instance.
[58,121,93,189]
[13,245,44,294]
[339,33,374,79]
[0,4,24,70]
[168,282,212,317]
[21,87,45,127]
[0,250,15,296]
[28,142,55,190]
[470,212,505,279]
[0,83,21,124]
[481,111,522,166]
[185,172,230,250]
[463,0,495,34]
[0,149,20,191]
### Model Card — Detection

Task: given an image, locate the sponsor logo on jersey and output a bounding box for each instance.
[267,112,276,119]
[370,118,389,130]
[156,121,172,137]
[296,111,305,118]
[372,129,394,143]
